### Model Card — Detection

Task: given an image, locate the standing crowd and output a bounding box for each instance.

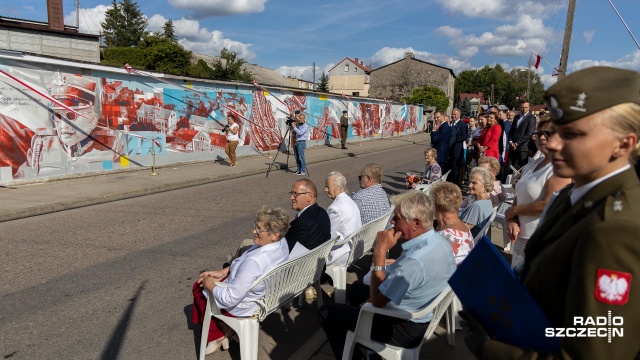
[192,66,639,360]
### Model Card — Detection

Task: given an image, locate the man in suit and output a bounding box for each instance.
[430,112,452,169]
[324,171,362,266]
[448,108,469,185]
[286,178,331,255]
[504,101,536,181]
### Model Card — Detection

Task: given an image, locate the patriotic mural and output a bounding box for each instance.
[0,57,424,183]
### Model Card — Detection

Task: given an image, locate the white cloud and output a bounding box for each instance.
[495,15,546,38]
[64,5,109,35]
[369,47,471,74]
[583,30,596,44]
[147,15,255,60]
[458,46,479,58]
[276,64,334,82]
[435,0,559,21]
[167,0,266,19]
[22,5,34,12]
[568,51,640,73]
[436,26,463,38]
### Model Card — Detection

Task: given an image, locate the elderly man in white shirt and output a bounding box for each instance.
[324,171,362,266]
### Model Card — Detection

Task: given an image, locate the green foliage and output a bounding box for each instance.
[102,35,192,75]
[454,65,545,109]
[163,20,177,42]
[102,47,147,68]
[188,59,216,79]
[404,86,450,112]
[138,34,192,75]
[101,0,147,47]
[211,48,253,82]
[316,72,329,92]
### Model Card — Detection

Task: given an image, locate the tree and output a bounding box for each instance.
[403,86,449,113]
[102,0,147,47]
[138,34,192,75]
[211,48,253,82]
[188,59,216,79]
[163,19,177,42]
[316,72,329,92]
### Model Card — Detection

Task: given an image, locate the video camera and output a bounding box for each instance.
[285,116,296,126]
[222,124,230,132]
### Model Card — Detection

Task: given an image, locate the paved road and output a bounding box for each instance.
[1,141,436,360]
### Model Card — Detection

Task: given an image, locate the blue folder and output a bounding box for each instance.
[448,236,560,353]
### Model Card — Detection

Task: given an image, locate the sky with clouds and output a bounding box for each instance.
[4,0,639,87]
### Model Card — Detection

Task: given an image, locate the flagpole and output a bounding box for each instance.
[608,0,640,50]
[558,0,576,80]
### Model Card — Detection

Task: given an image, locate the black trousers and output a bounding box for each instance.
[503,150,529,182]
[318,283,429,359]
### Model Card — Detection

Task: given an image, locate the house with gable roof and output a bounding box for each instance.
[328,57,372,97]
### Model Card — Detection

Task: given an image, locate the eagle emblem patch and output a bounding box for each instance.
[595,269,631,305]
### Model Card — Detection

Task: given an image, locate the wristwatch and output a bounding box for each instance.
[370,265,386,272]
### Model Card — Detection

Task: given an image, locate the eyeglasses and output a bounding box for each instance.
[358,175,370,181]
[289,191,310,198]
[252,222,269,233]
[534,130,554,138]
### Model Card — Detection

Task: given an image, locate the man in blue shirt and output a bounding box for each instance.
[291,110,310,175]
[319,191,456,358]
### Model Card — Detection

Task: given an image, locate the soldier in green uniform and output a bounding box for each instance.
[464,66,640,359]
[340,110,349,149]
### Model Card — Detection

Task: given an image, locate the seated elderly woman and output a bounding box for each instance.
[477,156,507,207]
[405,147,442,189]
[459,167,494,238]
[191,207,290,354]
[430,182,474,265]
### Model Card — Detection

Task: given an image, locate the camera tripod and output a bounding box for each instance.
[266,124,310,178]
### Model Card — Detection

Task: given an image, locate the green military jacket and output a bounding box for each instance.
[340,115,349,127]
[484,168,640,359]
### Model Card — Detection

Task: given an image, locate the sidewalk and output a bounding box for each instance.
[0,134,424,223]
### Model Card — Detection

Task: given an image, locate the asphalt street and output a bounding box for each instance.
[0,141,438,359]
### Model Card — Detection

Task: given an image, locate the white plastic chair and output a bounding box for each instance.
[439,170,451,182]
[342,286,456,360]
[325,209,394,304]
[198,236,339,360]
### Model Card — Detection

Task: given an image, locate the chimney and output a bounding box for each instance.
[406,52,414,59]
[360,60,364,65]
[355,57,359,64]
[47,0,64,31]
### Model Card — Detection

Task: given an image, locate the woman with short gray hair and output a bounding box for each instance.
[459,167,494,238]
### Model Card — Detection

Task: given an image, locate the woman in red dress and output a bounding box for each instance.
[477,113,501,160]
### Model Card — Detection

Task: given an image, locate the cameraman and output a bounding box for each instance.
[290,110,309,175]
[224,113,240,167]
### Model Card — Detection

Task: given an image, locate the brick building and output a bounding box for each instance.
[368,52,455,114]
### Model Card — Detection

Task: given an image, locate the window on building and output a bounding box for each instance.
[354,67,358,72]
[352,92,360,96]
[344,64,349,72]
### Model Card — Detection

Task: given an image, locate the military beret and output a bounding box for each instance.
[294,110,301,115]
[545,66,640,125]
[342,110,348,113]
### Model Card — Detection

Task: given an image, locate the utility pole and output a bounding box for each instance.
[76,0,79,28]
[558,0,576,80]
[527,67,531,99]
[312,61,316,91]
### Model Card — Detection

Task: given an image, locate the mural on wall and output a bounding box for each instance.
[0,57,423,183]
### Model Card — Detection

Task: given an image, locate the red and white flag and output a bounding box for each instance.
[341,92,351,101]
[528,52,542,69]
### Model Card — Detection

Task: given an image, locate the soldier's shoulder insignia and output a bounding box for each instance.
[595,268,631,305]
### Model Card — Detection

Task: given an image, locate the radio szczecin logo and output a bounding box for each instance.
[545,311,623,343]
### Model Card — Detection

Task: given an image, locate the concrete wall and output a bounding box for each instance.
[369,54,455,113]
[0,54,423,184]
[0,26,100,63]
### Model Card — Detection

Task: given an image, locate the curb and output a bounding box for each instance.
[0,137,425,223]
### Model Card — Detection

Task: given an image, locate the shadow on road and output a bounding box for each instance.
[100,280,148,360]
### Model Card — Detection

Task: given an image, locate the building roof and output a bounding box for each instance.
[369,54,455,78]
[327,57,372,73]
[192,53,291,87]
[0,16,99,39]
[458,93,485,103]
[173,128,200,142]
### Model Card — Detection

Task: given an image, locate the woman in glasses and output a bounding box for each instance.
[503,117,571,268]
[191,207,290,354]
